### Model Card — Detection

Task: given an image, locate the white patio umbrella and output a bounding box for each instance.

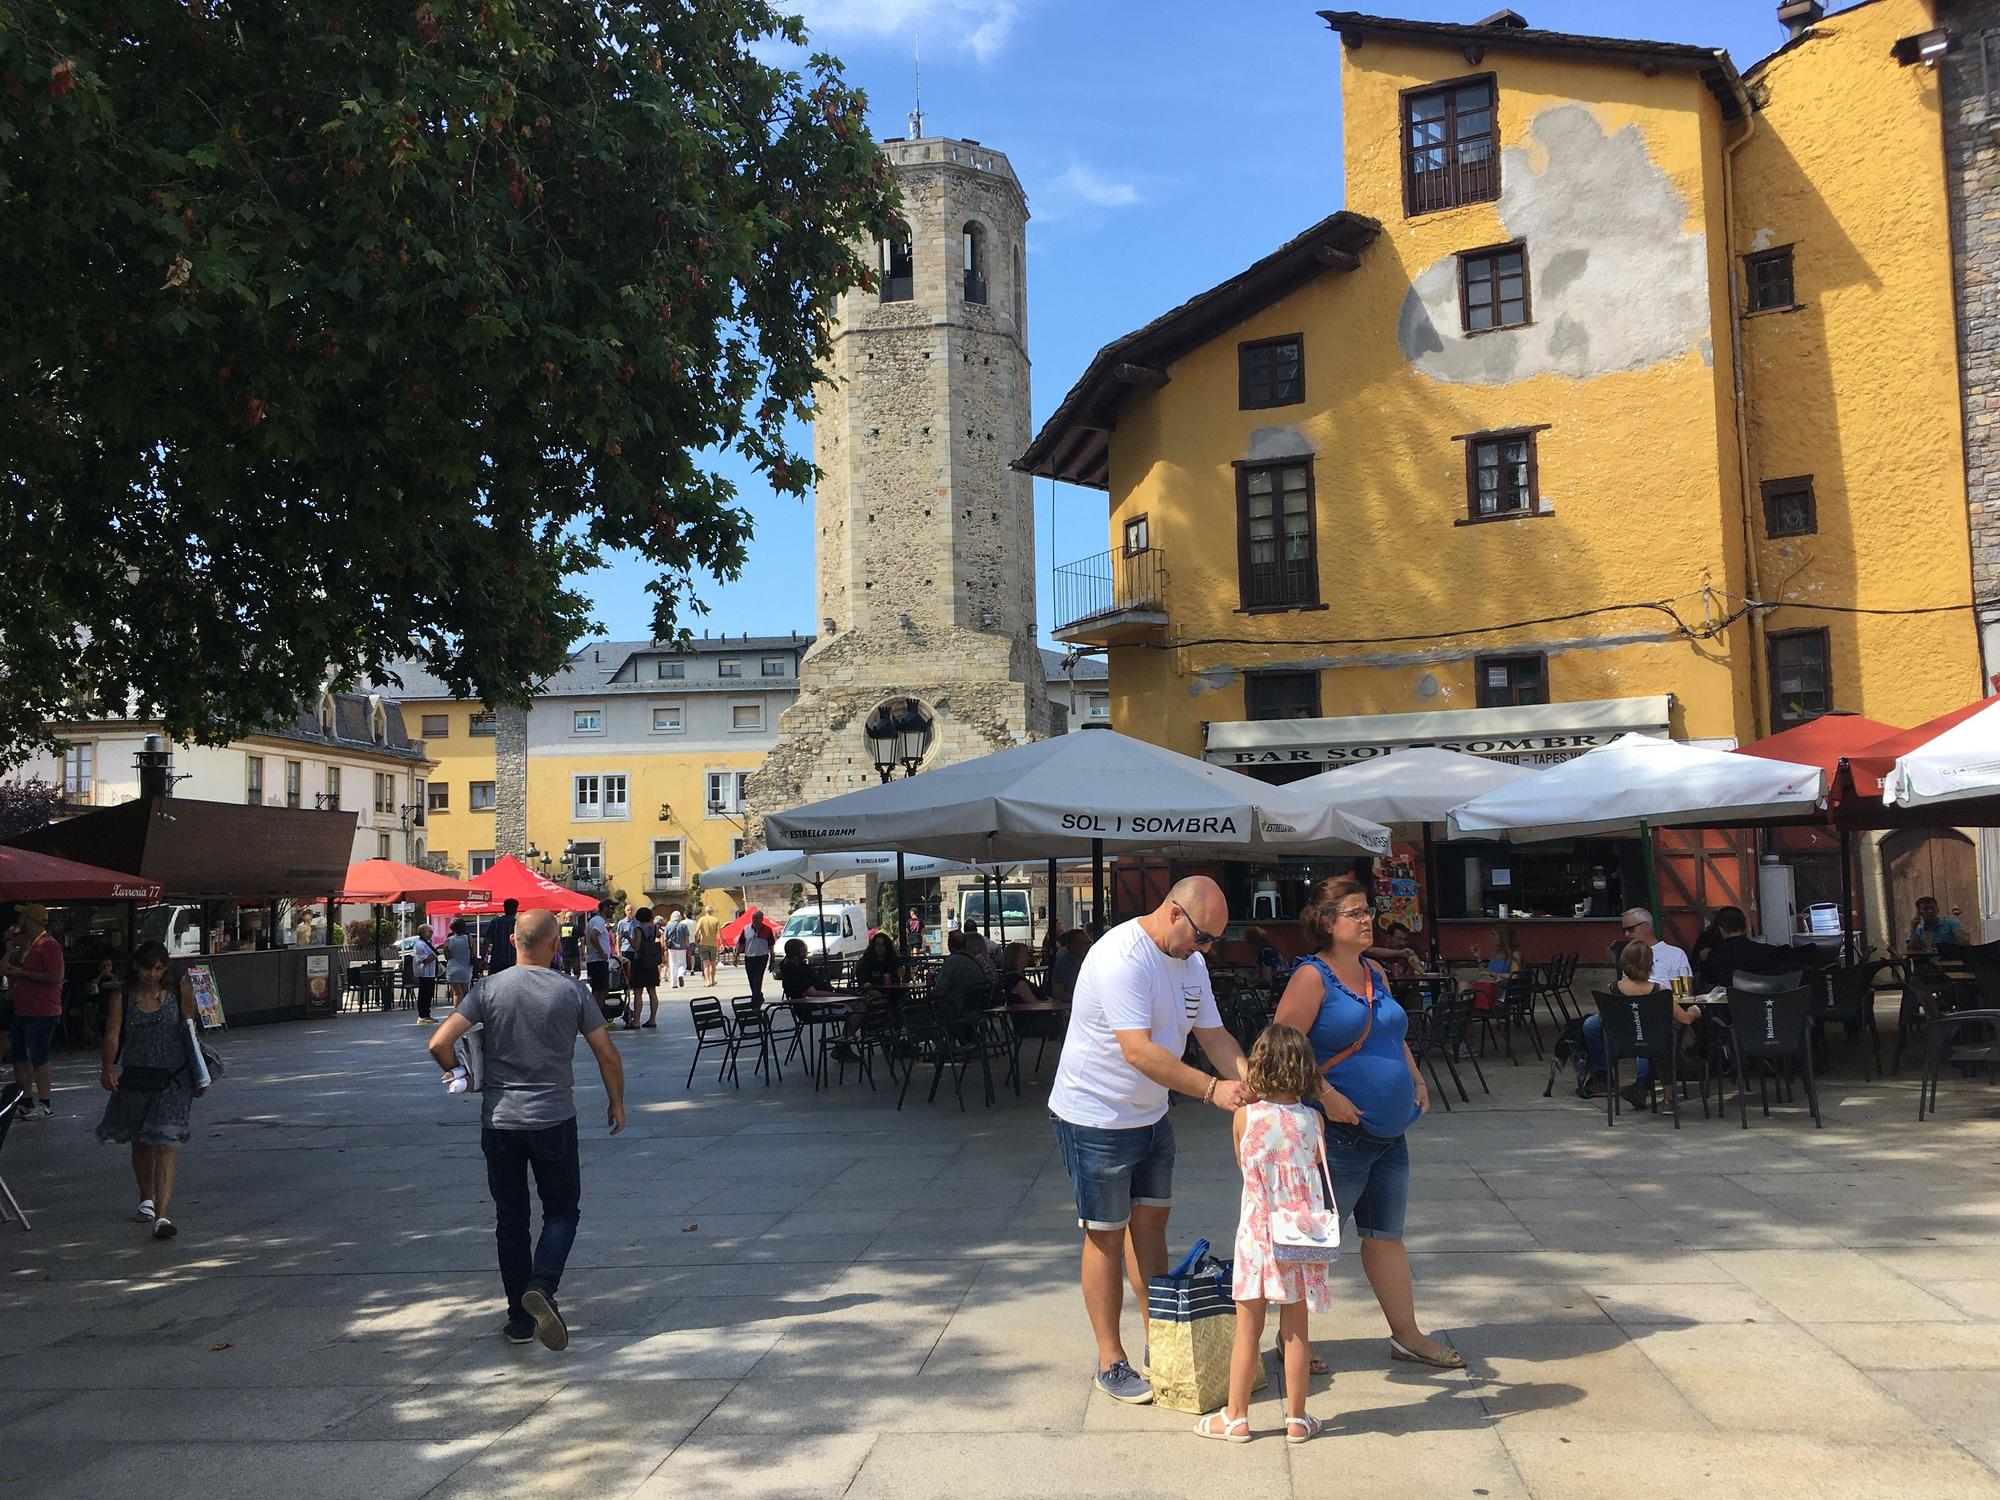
[763,728,1390,926]
[1883,698,2000,808]
[1446,734,1824,917]
[697,849,979,958]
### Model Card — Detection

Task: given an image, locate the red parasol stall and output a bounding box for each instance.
[0,846,163,904]
[424,855,596,917]
[339,858,490,905]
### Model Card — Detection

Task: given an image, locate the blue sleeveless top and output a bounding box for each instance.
[1300,957,1420,1138]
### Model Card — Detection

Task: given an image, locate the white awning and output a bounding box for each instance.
[1203,695,1673,771]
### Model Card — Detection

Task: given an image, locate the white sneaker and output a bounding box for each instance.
[17,1100,46,1121]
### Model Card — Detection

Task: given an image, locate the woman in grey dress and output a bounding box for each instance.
[442,919,476,1008]
[96,942,203,1240]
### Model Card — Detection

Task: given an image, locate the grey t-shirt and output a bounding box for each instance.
[456,965,606,1130]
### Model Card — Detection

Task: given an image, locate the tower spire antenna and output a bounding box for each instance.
[909,36,924,139]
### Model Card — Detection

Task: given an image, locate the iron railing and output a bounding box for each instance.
[1053,546,1167,634]
[1404,152,1497,216]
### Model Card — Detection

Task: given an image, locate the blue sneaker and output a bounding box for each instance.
[1093,1359,1152,1405]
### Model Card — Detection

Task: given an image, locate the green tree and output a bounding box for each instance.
[0,1,894,762]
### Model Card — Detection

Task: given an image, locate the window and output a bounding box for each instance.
[1745,246,1795,313]
[62,743,93,799]
[377,832,391,859]
[469,712,498,737]
[1762,476,1817,538]
[761,657,786,677]
[325,767,342,809]
[651,703,685,734]
[573,773,628,820]
[880,222,913,302]
[1087,692,1110,720]
[731,837,749,861]
[1238,335,1304,409]
[469,781,497,811]
[603,773,628,818]
[1460,242,1529,332]
[373,772,394,814]
[1466,430,1538,518]
[1475,654,1549,708]
[1123,514,1150,556]
[963,222,988,305]
[652,838,684,886]
[285,760,302,808]
[731,702,764,732]
[411,781,426,824]
[428,781,449,812]
[706,770,750,815]
[1768,628,1831,727]
[245,756,264,807]
[570,841,604,882]
[469,850,497,877]
[1246,671,1321,721]
[1403,75,1498,215]
[421,713,449,738]
[318,695,334,735]
[572,709,603,735]
[718,658,742,678]
[657,659,684,680]
[1236,460,1319,610]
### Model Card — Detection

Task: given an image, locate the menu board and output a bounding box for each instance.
[183,963,226,1029]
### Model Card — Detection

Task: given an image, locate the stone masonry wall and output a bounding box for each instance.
[1945,2,2000,670]
[495,704,529,857]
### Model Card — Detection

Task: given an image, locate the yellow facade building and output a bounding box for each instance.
[1024,1,1983,944]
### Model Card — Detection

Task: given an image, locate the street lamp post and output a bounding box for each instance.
[865,699,934,958]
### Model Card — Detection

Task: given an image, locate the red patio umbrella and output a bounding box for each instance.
[1844,698,1999,800]
[340,858,490,905]
[0,846,163,904]
[719,905,769,947]
[424,854,596,916]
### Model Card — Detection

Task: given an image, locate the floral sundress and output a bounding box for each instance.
[1231,1100,1336,1310]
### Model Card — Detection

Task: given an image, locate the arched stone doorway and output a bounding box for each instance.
[1881,829,1981,944]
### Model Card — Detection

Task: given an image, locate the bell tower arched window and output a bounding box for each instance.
[962,222,988,305]
[880,224,913,302]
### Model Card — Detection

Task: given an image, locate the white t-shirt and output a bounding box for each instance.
[616,918,635,958]
[585,914,613,963]
[1649,940,1693,985]
[410,935,437,979]
[1049,918,1221,1130]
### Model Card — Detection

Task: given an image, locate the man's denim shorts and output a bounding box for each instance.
[1321,1121,1410,1240]
[1050,1114,1175,1231]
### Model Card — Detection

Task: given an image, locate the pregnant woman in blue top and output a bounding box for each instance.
[1273,874,1464,1370]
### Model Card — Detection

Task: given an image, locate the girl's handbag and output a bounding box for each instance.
[1270,1152,1341,1265]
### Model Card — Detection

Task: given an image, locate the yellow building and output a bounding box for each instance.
[1022,1,1982,945]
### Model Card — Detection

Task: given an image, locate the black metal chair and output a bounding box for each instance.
[897,1000,974,1111]
[846,994,903,1092]
[1729,969,1803,996]
[1917,1009,2000,1121]
[1480,972,1544,1063]
[685,997,734,1089]
[1893,974,1959,1075]
[1592,989,1708,1129]
[0,1084,29,1230]
[1530,954,1578,1026]
[725,996,783,1086]
[1816,965,1883,1079]
[1720,985,1822,1129]
[1412,985,1486,1106]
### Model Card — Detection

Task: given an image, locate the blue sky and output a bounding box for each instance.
[582,0,1792,648]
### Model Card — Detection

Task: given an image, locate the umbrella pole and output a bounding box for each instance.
[1092,838,1105,933]
[1047,857,1058,942]
[1641,820,1662,929]
[998,868,1010,950]
[815,876,827,960]
[1422,822,1441,973]
[896,853,907,961]
[1840,826,1856,965]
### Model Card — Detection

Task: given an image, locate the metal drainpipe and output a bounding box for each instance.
[1723,76,1769,737]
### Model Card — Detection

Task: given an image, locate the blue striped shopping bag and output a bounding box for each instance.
[1145,1239,1266,1413]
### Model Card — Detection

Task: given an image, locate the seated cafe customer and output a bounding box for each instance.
[1696,905,1810,991]
[777,939,836,1003]
[1001,942,1044,1005]
[1583,940,1704,1106]
[1908,896,1964,953]
[854,931,904,994]
[1620,908,1692,987]
[1049,928,1091,1004]
[930,930,990,1023]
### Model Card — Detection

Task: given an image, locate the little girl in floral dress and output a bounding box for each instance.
[1195,1023,1334,1444]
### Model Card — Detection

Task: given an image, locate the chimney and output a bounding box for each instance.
[1777,0,1824,38]
[135,735,174,799]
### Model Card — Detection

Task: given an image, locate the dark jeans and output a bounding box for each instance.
[416,977,437,1019]
[481,1117,581,1322]
[745,954,769,1001]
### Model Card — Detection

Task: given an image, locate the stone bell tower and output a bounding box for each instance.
[747,130,1056,828]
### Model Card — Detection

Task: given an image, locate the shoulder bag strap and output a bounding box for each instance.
[1307,956,1379,1074]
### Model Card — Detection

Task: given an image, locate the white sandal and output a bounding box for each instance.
[1285,1413,1322,1444]
[135,1199,156,1222]
[1194,1412,1251,1444]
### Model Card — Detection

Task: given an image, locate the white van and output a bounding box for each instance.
[780,903,871,959]
[956,885,1036,947]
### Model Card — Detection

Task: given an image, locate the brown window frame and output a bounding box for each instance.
[1767,626,1832,728]
[1123,513,1151,556]
[1238,334,1304,410]
[468,712,498,737]
[1245,669,1323,721]
[1761,475,1817,539]
[1462,427,1541,521]
[1474,653,1549,708]
[1744,245,1796,313]
[420,713,449,738]
[427,782,450,812]
[1234,459,1321,612]
[1458,240,1531,333]
[1401,73,1499,217]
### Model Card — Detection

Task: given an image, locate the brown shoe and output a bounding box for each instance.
[1620,1081,1650,1110]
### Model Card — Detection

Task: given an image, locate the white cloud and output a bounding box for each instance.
[1053,160,1141,210]
[783,0,1019,64]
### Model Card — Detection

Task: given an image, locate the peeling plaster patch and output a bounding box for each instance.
[1749,226,1776,252]
[1398,105,1711,385]
[1247,426,1316,462]
[1190,665,1238,696]
[1417,672,1440,699]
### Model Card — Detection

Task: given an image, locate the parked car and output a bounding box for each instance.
[780,903,871,960]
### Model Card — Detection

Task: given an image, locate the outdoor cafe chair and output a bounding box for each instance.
[0,1085,29,1230]
[1592,989,1711,1129]
[1720,985,1822,1129]
[685,997,735,1089]
[1816,965,1883,1080]
[1478,973,1544,1064]
[1529,954,1578,1026]
[1729,969,1803,996]
[1411,985,1485,1107]
[1916,1009,2000,1121]
[725,996,783,1087]
[844,994,904,1092]
[896,1000,974,1112]
[1893,974,1959,1075]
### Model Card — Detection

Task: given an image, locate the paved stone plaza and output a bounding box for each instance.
[4,992,2000,1499]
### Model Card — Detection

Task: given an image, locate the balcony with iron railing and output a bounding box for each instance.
[1053,546,1168,647]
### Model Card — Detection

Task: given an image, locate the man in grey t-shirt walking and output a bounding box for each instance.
[429,909,625,1349]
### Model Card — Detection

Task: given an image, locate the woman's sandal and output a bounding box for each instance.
[135,1199,156,1223]
[1389,1335,1465,1369]
[1285,1413,1322,1445]
[1193,1412,1251,1444]
[1309,1357,1328,1376]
